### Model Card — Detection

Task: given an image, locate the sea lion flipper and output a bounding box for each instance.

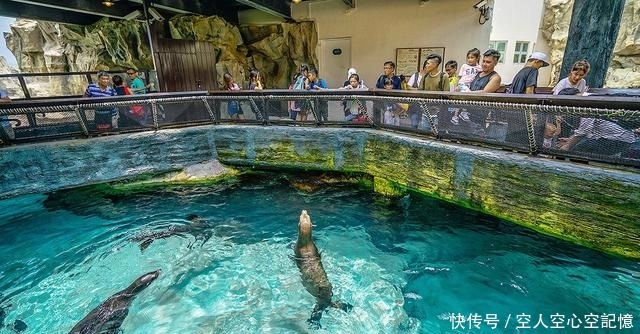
[306,318,322,330]
[307,307,323,330]
[330,300,353,313]
[139,238,153,251]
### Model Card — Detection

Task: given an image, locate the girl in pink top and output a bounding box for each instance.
[457,48,482,91]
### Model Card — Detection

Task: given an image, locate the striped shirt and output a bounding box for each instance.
[84,84,117,97]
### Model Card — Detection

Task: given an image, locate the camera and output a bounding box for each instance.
[473,0,488,9]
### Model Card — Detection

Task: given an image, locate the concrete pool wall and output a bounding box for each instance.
[1,125,638,259]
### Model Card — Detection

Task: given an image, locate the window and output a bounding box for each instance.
[513,41,530,64]
[488,41,507,64]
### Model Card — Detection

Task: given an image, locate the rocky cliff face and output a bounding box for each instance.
[542,0,640,88]
[608,0,640,88]
[540,0,574,86]
[168,15,318,89]
[5,19,152,73]
[2,15,317,92]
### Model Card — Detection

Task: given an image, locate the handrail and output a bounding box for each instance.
[0,70,157,101]
[206,88,640,111]
[0,91,209,110]
[1,89,639,169]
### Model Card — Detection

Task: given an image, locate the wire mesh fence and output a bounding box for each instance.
[1,90,639,168]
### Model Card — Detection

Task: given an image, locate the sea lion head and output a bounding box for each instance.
[298,210,313,237]
[126,269,161,295]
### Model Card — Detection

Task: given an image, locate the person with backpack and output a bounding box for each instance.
[416,54,449,131]
[418,54,449,92]
[404,61,429,128]
[406,62,428,91]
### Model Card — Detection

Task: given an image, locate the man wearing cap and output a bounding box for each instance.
[508,51,549,94]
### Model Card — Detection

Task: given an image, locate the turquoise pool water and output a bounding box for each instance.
[0,173,638,333]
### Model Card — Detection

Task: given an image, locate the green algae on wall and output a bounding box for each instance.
[467,159,640,258]
[357,134,640,259]
[362,135,458,201]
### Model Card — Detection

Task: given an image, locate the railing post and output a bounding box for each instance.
[418,100,439,137]
[202,97,216,123]
[525,108,538,154]
[151,101,159,129]
[74,106,90,137]
[17,75,31,99]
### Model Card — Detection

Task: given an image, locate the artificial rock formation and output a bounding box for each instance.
[608,0,640,88]
[168,15,318,88]
[0,56,22,98]
[6,19,151,73]
[3,15,317,94]
[540,0,574,86]
[3,18,152,96]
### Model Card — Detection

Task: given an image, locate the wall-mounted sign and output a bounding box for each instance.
[395,47,446,77]
[395,48,420,78]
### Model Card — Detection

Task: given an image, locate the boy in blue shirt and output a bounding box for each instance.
[306,68,329,122]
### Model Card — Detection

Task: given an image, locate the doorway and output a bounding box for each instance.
[155,39,217,92]
[320,37,351,88]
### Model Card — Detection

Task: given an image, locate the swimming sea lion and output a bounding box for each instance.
[294,210,352,328]
[69,269,161,334]
[130,214,211,251]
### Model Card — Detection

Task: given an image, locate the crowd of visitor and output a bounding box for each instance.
[1,47,639,160]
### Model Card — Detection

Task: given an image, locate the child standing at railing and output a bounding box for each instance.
[382,78,405,126]
[223,73,244,120]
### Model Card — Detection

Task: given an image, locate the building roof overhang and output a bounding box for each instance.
[0,0,293,25]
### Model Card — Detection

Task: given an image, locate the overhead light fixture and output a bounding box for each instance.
[102,0,115,7]
[292,0,302,4]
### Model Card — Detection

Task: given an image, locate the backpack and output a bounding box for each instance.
[416,72,446,90]
[438,71,445,91]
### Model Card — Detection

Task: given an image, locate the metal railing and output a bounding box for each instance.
[1,89,639,168]
[0,70,158,100]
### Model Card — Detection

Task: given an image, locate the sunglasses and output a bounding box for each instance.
[126,72,135,75]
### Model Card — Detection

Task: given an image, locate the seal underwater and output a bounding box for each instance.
[69,269,161,334]
[294,210,352,328]
[130,214,211,251]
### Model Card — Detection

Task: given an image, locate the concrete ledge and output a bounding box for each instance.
[1,125,638,258]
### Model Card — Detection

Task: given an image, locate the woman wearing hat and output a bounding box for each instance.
[507,51,550,94]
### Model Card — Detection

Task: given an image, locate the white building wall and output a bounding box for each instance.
[490,0,551,86]
[291,0,493,88]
